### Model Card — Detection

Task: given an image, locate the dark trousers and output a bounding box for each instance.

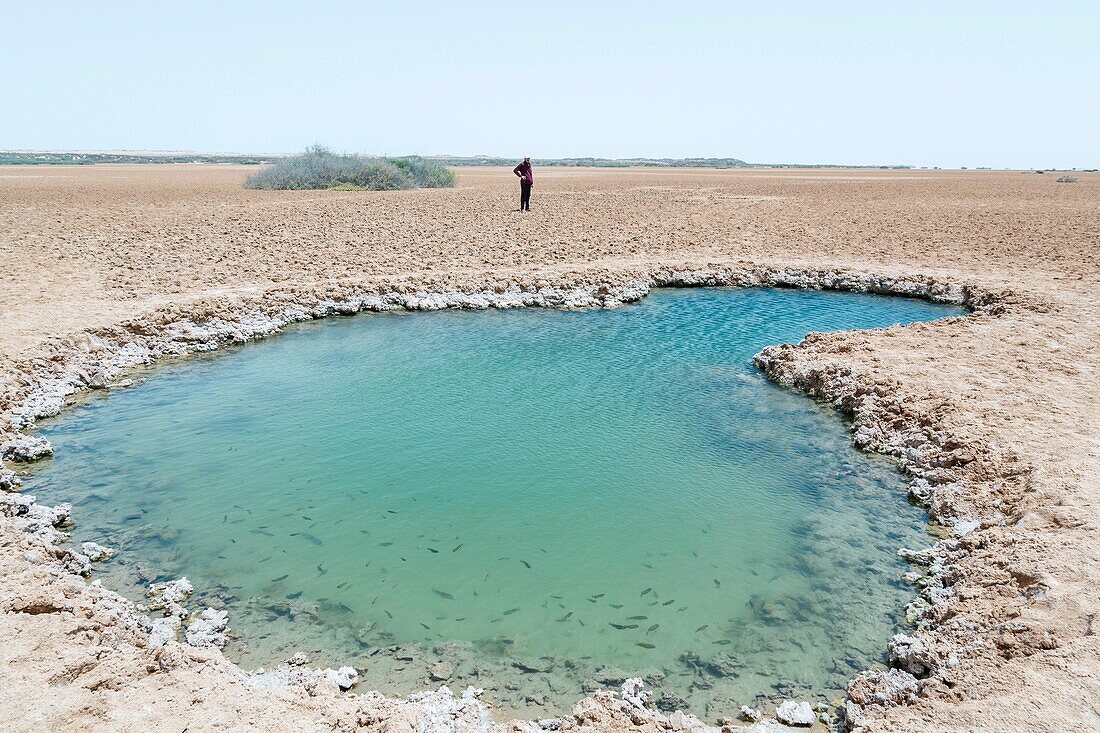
[520,181,532,211]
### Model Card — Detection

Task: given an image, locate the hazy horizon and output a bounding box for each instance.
[3,1,1097,169]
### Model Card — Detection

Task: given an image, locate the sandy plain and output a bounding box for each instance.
[0,164,1097,732]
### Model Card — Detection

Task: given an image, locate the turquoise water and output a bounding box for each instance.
[26,288,964,718]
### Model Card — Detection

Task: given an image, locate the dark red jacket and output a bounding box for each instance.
[513,160,533,184]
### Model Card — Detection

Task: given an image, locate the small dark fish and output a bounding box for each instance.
[643,563,653,569]
[452,544,463,552]
[379,542,393,547]
[432,589,455,600]
[610,623,639,630]
[550,595,563,600]
[337,582,349,589]
[271,574,289,582]
[427,547,439,553]
[503,608,520,615]
[695,624,709,632]
[420,622,431,630]
[713,639,732,645]
[610,603,623,609]
[641,588,652,597]
[662,599,675,606]
[677,606,688,612]
[287,591,302,599]
[577,619,586,627]
[647,624,659,634]
[301,533,324,547]
[317,562,327,574]
[387,510,397,514]
[636,642,656,649]
[259,555,272,563]
[713,579,721,588]
[222,515,227,523]
[556,612,573,622]
[749,569,759,576]
[385,610,393,618]
[520,560,531,569]
[592,593,605,599]
[303,516,312,521]
[627,615,647,620]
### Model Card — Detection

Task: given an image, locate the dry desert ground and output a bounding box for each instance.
[0,164,1097,732]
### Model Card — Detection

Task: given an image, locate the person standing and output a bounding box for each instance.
[513,156,533,211]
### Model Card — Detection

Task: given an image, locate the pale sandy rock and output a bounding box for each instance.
[1,433,52,461]
[80,541,115,562]
[185,608,229,648]
[774,700,814,726]
[887,634,939,676]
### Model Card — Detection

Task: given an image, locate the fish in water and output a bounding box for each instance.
[287,591,302,599]
[427,547,439,553]
[714,579,721,588]
[300,533,324,547]
[627,615,647,620]
[647,624,659,634]
[385,610,393,619]
[420,622,430,630]
[302,516,312,521]
[452,544,463,552]
[636,642,656,649]
[695,624,709,632]
[379,542,393,547]
[520,560,532,569]
[503,608,520,615]
[610,623,639,630]
[271,574,289,582]
[713,639,732,645]
[432,589,455,600]
[556,612,574,622]
[610,603,624,609]
[592,593,605,599]
[662,599,675,606]
[641,588,652,596]
[317,563,327,574]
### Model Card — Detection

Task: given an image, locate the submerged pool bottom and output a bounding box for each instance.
[25,288,963,718]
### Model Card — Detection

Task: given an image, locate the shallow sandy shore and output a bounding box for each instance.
[1,165,1097,732]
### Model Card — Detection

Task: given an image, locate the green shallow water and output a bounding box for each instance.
[26,288,964,718]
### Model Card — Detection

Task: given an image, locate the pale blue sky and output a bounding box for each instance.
[3,1,1096,167]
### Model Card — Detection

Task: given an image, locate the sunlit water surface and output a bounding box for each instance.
[26,288,964,719]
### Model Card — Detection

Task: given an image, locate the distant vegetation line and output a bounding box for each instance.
[0,151,273,165]
[0,150,918,169]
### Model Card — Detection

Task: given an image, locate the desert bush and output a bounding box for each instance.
[244,146,454,190]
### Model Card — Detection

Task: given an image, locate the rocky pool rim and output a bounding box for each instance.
[0,264,1000,729]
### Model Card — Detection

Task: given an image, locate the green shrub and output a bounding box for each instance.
[244,146,454,190]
